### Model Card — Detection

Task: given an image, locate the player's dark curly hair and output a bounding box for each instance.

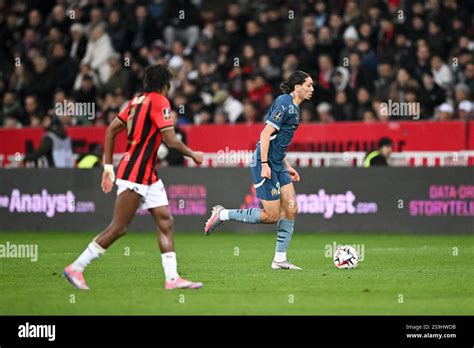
[143,64,173,93]
[280,71,310,94]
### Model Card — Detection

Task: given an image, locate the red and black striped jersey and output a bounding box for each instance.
[115,92,174,185]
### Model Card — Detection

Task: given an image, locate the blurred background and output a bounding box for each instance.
[0,0,473,168]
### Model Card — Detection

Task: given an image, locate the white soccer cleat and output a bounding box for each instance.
[271,260,302,270]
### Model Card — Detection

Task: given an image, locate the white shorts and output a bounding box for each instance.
[116,178,168,210]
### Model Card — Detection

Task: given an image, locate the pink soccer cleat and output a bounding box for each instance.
[64,265,90,290]
[165,277,203,290]
[204,205,224,235]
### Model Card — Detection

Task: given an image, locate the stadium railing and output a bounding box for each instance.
[183,151,474,168]
[3,151,474,169]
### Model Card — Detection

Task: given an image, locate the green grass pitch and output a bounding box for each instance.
[0,231,473,315]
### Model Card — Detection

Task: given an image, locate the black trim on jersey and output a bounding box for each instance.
[136,129,159,184]
[115,116,127,126]
[122,102,152,181]
[127,101,143,144]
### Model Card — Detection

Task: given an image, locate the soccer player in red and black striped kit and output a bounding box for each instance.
[64,65,204,290]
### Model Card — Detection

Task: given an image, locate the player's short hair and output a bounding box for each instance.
[143,64,173,93]
[280,71,310,94]
[378,137,393,148]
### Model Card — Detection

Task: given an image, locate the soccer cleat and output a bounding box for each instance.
[204,205,224,235]
[165,277,203,290]
[63,265,90,290]
[271,260,302,270]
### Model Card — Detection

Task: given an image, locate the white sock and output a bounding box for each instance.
[161,252,179,282]
[274,251,286,263]
[71,241,106,272]
[219,209,229,221]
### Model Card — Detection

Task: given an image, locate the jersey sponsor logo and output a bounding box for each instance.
[271,182,281,196]
[272,111,283,122]
[163,107,171,121]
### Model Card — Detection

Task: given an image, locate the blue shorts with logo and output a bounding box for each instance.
[250,160,292,201]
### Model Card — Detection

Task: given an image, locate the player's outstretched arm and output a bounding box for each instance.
[162,128,203,166]
[101,118,126,193]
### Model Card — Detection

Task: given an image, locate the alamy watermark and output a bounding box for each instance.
[18,322,55,341]
[55,99,95,120]
[217,146,256,166]
[380,100,420,120]
[0,241,38,262]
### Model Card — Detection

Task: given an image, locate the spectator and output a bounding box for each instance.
[163,0,200,54]
[256,54,280,84]
[300,107,315,123]
[246,75,272,109]
[316,54,335,103]
[299,32,318,76]
[463,62,474,97]
[457,100,473,121]
[389,68,419,103]
[72,76,97,106]
[355,87,372,120]
[362,109,378,123]
[317,102,334,124]
[85,7,106,38]
[431,55,453,90]
[73,63,100,91]
[420,72,445,118]
[51,42,78,91]
[26,56,55,108]
[214,109,229,125]
[81,25,116,83]
[236,100,260,124]
[454,83,470,106]
[106,9,128,53]
[347,51,374,92]
[46,4,70,35]
[409,42,431,82]
[1,92,24,126]
[436,102,454,121]
[315,26,337,63]
[27,9,44,36]
[103,56,130,96]
[374,59,394,101]
[69,24,87,61]
[332,90,353,121]
[130,5,156,53]
[24,115,74,168]
[212,90,243,124]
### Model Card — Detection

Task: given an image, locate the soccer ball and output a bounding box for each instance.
[333,245,359,269]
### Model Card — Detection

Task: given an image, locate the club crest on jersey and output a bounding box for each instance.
[163,107,171,121]
[272,111,283,122]
[271,183,281,196]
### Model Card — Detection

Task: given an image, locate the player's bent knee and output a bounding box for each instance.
[160,214,174,233]
[282,203,298,220]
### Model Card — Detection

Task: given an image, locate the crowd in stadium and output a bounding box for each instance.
[0,0,473,129]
